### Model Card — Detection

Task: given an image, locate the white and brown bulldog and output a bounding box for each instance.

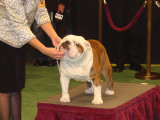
[58,35,114,104]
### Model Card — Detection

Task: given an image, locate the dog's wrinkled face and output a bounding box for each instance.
[60,40,84,58]
[59,35,90,59]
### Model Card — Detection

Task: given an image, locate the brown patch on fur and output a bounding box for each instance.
[76,44,84,54]
[61,41,70,50]
[88,40,113,90]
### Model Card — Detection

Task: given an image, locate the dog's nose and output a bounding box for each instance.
[61,40,70,50]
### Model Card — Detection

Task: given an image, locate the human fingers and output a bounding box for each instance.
[51,49,64,59]
[44,48,63,59]
[53,53,64,60]
[52,41,59,48]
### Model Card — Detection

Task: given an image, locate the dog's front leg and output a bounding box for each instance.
[60,75,70,102]
[92,85,103,104]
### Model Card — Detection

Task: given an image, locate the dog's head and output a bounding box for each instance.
[58,35,91,60]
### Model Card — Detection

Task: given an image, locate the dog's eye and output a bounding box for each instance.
[74,42,78,45]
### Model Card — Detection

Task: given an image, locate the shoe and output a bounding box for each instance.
[34,60,47,66]
[113,64,125,72]
[85,87,93,94]
[48,60,56,67]
[130,64,146,72]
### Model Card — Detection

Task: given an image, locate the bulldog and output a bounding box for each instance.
[58,35,114,104]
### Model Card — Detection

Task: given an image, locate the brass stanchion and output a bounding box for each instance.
[135,0,160,80]
[99,0,102,42]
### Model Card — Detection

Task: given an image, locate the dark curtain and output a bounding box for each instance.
[70,0,99,40]
[70,0,160,64]
[27,0,160,64]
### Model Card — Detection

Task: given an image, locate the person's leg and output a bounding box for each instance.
[10,92,21,120]
[126,0,146,72]
[0,93,10,120]
[108,0,126,72]
[0,40,24,120]
[126,0,142,65]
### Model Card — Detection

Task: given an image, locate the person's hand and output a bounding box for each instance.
[44,47,64,59]
[58,4,65,13]
[28,38,64,59]
[52,36,62,48]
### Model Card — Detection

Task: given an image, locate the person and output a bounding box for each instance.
[107,0,146,72]
[33,0,71,67]
[0,0,64,120]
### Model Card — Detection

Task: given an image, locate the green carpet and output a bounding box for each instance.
[22,64,160,120]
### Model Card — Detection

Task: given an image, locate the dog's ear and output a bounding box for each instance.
[84,41,91,50]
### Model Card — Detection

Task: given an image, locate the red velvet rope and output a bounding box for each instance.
[104,3,145,32]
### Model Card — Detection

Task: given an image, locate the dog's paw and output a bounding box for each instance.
[105,89,114,95]
[85,87,93,94]
[92,98,103,104]
[60,97,70,103]
[60,94,70,103]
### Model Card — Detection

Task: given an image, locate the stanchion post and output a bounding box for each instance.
[135,0,160,80]
[146,0,152,77]
[99,0,102,43]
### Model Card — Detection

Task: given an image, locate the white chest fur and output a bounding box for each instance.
[60,49,93,82]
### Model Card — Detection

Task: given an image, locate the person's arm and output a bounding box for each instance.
[35,1,62,47]
[33,1,64,59]
[28,38,64,59]
[40,22,61,47]
[2,0,36,48]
